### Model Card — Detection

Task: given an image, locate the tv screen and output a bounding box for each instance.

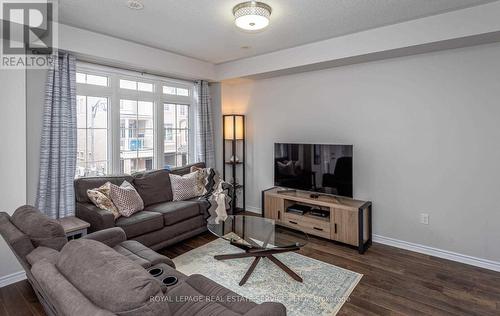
[274,143,353,197]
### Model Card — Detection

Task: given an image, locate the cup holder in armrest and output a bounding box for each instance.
[148,268,163,277]
[162,276,178,286]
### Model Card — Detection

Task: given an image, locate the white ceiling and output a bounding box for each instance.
[58,0,496,64]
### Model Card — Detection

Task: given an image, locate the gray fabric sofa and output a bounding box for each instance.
[74,162,227,250]
[0,205,175,315]
[0,206,286,316]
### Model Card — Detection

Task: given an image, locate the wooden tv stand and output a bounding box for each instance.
[262,187,372,254]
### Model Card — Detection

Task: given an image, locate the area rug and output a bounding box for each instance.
[173,238,362,315]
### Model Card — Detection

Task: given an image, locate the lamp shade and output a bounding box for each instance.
[224,115,244,140]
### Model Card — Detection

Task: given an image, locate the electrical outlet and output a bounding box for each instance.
[420,213,429,225]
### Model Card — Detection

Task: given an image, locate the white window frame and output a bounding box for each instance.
[76,61,195,175]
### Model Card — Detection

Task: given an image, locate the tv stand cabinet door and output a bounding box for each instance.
[332,208,358,246]
[264,195,284,222]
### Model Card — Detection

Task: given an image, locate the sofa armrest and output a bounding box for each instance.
[244,302,287,316]
[82,227,126,248]
[75,203,115,233]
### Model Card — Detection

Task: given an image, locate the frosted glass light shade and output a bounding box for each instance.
[224,115,244,140]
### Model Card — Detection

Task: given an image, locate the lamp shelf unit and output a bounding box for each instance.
[223,114,246,214]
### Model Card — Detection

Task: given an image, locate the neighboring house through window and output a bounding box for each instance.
[76,62,194,177]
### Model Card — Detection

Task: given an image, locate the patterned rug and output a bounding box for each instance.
[173,238,362,315]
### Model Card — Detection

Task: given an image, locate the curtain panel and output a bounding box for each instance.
[194,80,215,168]
[36,53,77,219]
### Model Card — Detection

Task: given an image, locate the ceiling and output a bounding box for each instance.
[58,0,497,64]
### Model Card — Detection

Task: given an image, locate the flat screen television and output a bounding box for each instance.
[274,143,353,197]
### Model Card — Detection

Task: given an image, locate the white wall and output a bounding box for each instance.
[60,24,215,81]
[220,43,500,262]
[0,69,26,279]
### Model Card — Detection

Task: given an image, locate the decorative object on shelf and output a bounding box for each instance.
[230,155,240,163]
[223,115,245,213]
[233,1,272,31]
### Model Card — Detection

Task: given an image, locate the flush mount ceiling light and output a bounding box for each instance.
[233,1,272,31]
[127,0,144,10]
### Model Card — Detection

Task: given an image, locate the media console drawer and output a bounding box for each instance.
[283,212,331,239]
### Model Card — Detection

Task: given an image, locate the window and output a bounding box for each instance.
[120,100,154,174]
[76,73,108,86]
[76,64,194,177]
[164,104,189,167]
[76,95,109,177]
[163,85,190,97]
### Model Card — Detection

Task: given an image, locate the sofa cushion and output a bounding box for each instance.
[113,240,175,269]
[133,170,173,206]
[57,239,168,315]
[145,201,201,226]
[115,211,163,238]
[26,246,60,266]
[167,274,255,316]
[11,205,67,251]
[31,259,115,316]
[74,175,134,204]
[187,197,210,212]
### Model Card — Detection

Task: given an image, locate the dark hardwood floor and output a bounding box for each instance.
[2,227,500,315]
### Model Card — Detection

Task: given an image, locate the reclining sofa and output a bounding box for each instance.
[0,205,286,316]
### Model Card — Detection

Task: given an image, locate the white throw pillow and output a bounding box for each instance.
[109,181,144,217]
[170,171,201,201]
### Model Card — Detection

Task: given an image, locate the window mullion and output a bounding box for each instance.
[110,74,121,174]
[155,80,164,170]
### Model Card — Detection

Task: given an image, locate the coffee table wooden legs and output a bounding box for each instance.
[239,257,261,286]
[214,247,303,286]
[267,255,303,282]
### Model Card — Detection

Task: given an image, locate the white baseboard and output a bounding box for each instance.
[373,235,500,272]
[244,206,500,272]
[245,206,262,214]
[0,270,26,288]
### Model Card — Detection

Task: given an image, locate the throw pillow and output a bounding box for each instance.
[169,171,202,201]
[87,182,121,219]
[132,170,173,206]
[190,165,209,196]
[109,181,144,217]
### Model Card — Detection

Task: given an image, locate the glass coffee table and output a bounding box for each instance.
[207,215,308,286]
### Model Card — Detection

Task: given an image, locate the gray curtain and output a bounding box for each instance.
[36,53,77,219]
[195,80,215,168]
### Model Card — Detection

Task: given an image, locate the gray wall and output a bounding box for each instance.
[220,43,500,262]
[0,69,26,278]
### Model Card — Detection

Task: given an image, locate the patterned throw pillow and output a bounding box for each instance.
[170,171,202,201]
[191,166,208,196]
[109,181,144,217]
[87,182,121,219]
